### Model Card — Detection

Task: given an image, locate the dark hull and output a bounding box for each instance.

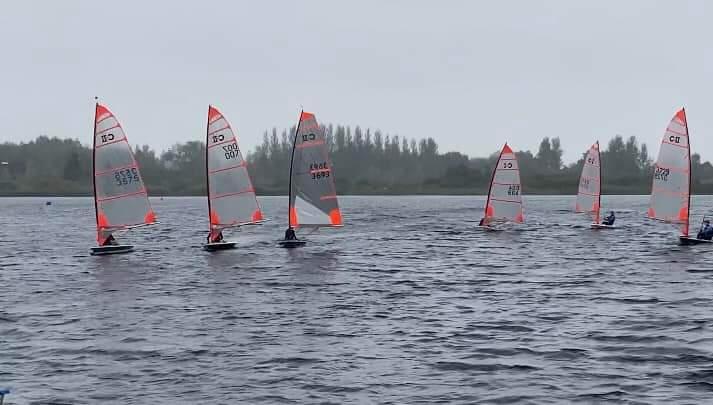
[90,245,134,255]
[278,239,307,248]
[679,236,713,246]
[203,242,237,251]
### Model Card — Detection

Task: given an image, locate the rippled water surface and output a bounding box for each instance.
[3,195,713,404]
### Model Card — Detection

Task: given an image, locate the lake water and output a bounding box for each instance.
[2,195,713,404]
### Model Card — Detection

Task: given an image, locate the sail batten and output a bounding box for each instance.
[287,111,342,228]
[648,108,690,236]
[92,103,156,244]
[205,106,263,233]
[483,143,524,224]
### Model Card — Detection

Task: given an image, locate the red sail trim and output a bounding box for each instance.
[578,191,598,197]
[144,210,156,224]
[653,164,689,173]
[661,140,689,149]
[95,163,139,176]
[207,125,230,136]
[330,209,342,225]
[289,206,299,226]
[97,189,148,202]
[210,188,255,200]
[492,181,519,186]
[490,197,521,204]
[207,137,237,149]
[309,168,331,174]
[300,111,315,121]
[501,143,513,154]
[252,210,263,222]
[208,105,222,121]
[666,127,688,137]
[96,124,121,135]
[320,194,338,200]
[296,140,326,149]
[208,162,247,175]
[675,108,687,124]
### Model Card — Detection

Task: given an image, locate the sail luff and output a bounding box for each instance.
[92,103,99,234]
[287,110,303,228]
[205,105,212,231]
[683,108,691,237]
[596,140,601,224]
[484,145,503,220]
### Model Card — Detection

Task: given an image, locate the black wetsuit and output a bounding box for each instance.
[285,228,297,240]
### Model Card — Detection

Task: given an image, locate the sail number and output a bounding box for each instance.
[669,135,681,144]
[654,167,670,182]
[114,168,140,186]
[310,162,330,179]
[587,157,596,165]
[502,162,513,169]
[580,178,590,188]
[212,134,225,143]
[508,185,520,196]
[100,133,115,143]
[302,133,317,142]
[222,143,240,160]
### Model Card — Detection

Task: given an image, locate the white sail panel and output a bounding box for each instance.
[206,106,263,232]
[484,143,524,224]
[289,112,342,228]
[648,108,690,235]
[576,142,601,223]
[93,104,156,244]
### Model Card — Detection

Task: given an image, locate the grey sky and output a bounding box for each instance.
[0,1,710,163]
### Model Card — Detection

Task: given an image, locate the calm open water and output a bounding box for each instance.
[2,195,713,404]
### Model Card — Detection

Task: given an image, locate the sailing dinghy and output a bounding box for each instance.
[91,103,157,255]
[648,108,709,245]
[479,143,524,230]
[576,141,614,229]
[279,111,343,247]
[204,105,264,251]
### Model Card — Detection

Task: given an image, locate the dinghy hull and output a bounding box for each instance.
[590,223,616,229]
[278,239,307,248]
[203,241,237,251]
[90,245,134,255]
[679,236,713,246]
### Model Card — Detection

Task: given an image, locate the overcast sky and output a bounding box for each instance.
[0,1,710,163]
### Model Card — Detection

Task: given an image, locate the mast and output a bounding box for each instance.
[684,107,691,237]
[205,105,212,232]
[92,101,99,234]
[286,109,303,228]
[595,140,602,224]
[484,143,506,220]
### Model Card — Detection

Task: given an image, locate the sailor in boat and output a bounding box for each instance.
[601,211,615,226]
[102,234,119,246]
[208,230,224,244]
[478,218,485,226]
[696,219,713,240]
[284,227,298,241]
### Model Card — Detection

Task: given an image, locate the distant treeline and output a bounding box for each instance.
[2,128,713,196]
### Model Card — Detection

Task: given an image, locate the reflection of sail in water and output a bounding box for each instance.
[288,111,343,228]
[576,141,601,223]
[205,105,263,241]
[482,143,523,225]
[92,103,156,246]
[648,108,690,236]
